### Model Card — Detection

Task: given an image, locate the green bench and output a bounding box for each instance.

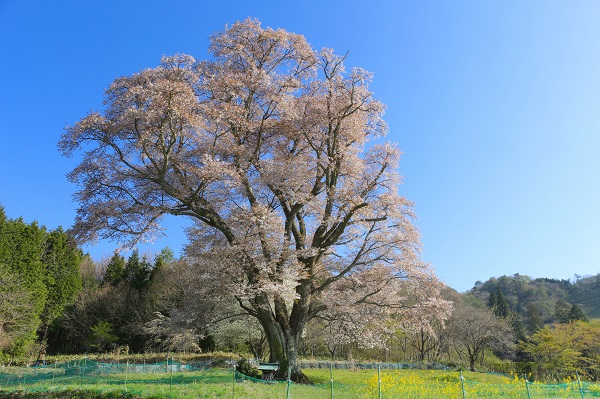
[257,362,279,381]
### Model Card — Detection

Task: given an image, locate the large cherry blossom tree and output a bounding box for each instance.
[60,19,451,381]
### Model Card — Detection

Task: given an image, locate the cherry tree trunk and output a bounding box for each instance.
[255,295,311,383]
[261,320,310,383]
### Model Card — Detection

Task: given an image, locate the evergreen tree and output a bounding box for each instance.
[489,287,509,317]
[569,304,588,323]
[150,247,174,281]
[0,211,46,355]
[0,207,84,355]
[555,300,572,324]
[488,290,498,309]
[39,228,83,339]
[124,250,152,290]
[103,252,125,286]
[0,264,35,353]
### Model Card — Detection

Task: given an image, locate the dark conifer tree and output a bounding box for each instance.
[489,287,509,318]
[103,252,126,286]
[569,304,588,323]
[554,299,572,324]
[124,250,152,290]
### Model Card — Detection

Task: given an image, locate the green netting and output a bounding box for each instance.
[525,380,600,398]
[0,359,216,385]
[461,377,600,398]
[2,362,600,399]
[234,370,286,384]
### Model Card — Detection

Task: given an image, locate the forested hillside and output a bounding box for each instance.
[467,273,600,333]
[568,275,600,318]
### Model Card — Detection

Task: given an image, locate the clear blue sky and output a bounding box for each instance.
[2,1,600,292]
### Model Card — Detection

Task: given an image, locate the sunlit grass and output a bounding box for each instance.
[0,367,595,399]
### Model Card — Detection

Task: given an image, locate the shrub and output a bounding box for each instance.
[236,358,261,379]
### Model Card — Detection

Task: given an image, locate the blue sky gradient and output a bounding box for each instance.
[2,1,600,291]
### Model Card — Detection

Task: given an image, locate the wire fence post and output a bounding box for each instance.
[330,363,334,399]
[460,370,466,399]
[232,361,236,399]
[52,362,57,382]
[80,357,87,388]
[524,375,531,399]
[124,360,129,391]
[576,371,585,399]
[170,357,174,399]
[378,365,382,399]
[286,366,292,399]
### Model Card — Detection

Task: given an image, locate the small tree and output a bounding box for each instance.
[445,302,515,371]
[521,323,585,381]
[90,320,119,352]
[209,317,267,358]
[143,312,202,353]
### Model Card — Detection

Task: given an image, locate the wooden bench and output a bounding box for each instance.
[257,362,279,381]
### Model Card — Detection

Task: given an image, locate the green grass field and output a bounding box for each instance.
[1,365,598,399]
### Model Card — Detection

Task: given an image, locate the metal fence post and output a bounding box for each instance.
[170,357,174,399]
[80,357,87,388]
[460,370,466,399]
[232,362,236,399]
[524,375,531,399]
[125,360,129,391]
[286,367,292,399]
[378,365,382,399]
[576,371,585,399]
[330,363,334,399]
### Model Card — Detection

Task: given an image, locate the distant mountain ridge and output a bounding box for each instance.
[465,273,600,330]
[566,275,600,318]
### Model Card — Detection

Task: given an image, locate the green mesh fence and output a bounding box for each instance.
[459,375,600,399]
[0,359,215,385]
[2,361,600,399]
